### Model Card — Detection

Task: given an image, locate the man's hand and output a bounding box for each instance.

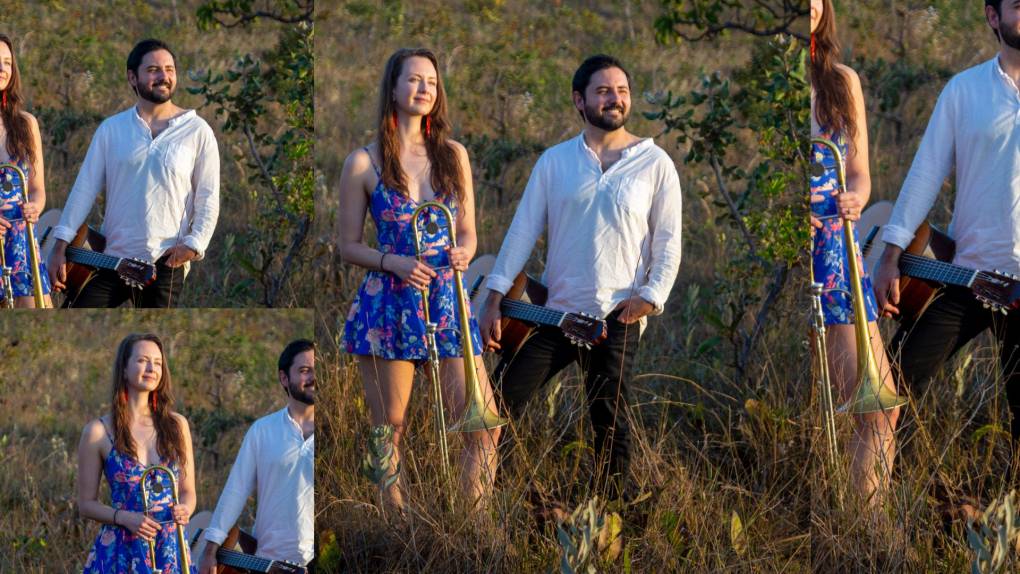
[479,290,504,352]
[873,244,904,318]
[199,542,221,574]
[48,240,68,291]
[615,296,655,324]
[164,245,199,268]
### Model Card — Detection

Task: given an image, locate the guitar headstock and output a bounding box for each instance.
[561,313,608,349]
[115,258,157,289]
[269,562,307,574]
[973,270,1020,314]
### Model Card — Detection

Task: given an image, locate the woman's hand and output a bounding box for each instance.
[21,200,41,224]
[448,246,471,272]
[172,502,191,526]
[119,511,161,541]
[384,254,437,290]
[832,188,865,221]
[810,191,825,232]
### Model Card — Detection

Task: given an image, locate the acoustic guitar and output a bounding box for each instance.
[465,255,608,356]
[858,201,1020,321]
[35,208,157,299]
[187,511,307,574]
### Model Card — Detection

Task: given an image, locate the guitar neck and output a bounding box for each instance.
[65,246,120,272]
[217,547,275,572]
[501,297,565,327]
[900,252,976,288]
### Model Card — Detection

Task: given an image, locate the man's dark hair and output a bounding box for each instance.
[571,54,632,96]
[126,38,176,75]
[279,339,315,377]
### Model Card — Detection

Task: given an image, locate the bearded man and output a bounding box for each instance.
[49,38,220,307]
[479,54,683,500]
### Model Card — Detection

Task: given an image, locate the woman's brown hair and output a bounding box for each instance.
[0,34,36,165]
[376,48,464,205]
[110,334,186,469]
[811,0,857,151]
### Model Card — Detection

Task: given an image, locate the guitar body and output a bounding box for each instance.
[499,272,550,356]
[897,221,956,322]
[62,224,104,301]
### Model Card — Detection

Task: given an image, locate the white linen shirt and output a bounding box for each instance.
[882,57,1020,274]
[52,106,220,262]
[203,408,314,566]
[486,133,683,322]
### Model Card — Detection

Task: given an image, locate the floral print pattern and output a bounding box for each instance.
[83,430,195,574]
[0,160,51,301]
[811,129,878,325]
[344,150,483,360]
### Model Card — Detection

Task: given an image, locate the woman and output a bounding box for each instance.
[339,48,501,510]
[77,334,196,572]
[0,34,51,308]
[811,0,901,506]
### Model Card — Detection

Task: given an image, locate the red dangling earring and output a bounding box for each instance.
[810,34,816,62]
[150,391,157,412]
[391,109,398,129]
[120,388,128,403]
[1,91,6,110]
[425,115,432,138]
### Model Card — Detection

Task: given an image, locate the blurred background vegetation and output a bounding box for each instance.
[0,0,313,307]
[318,0,812,571]
[0,309,313,572]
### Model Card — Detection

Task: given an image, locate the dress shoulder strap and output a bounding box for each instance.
[363,146,382,177]
[98,417,115,445]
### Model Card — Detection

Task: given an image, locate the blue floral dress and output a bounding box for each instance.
[0,159,51,301]
[811,129,878,325]
[344,149,483,360]
[83,423,195,574]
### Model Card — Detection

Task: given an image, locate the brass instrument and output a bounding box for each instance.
[0,233,13,308]
[411,201,509,482]
[810,281,839,470]
[140,465,191,572]
[0,163,45,307]
[811,138,907,414]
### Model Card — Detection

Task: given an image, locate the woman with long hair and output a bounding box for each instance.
[339,48,501,510]
[811,0,901,507]
[77,334,196,572]
[0,34,51,307]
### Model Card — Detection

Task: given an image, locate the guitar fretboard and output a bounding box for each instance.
[501,298,564,327]
[218,547,274,572]
[66,246,119,271]
[900,253,976,288]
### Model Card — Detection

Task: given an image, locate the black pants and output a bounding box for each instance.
[493,309,640,499]
[64,255,185,308]
[890,285,1020,441]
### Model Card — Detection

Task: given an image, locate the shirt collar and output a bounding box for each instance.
[994,56,1020,98]
[576,131,653,161]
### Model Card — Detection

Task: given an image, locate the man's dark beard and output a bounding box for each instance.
[287,378,315,405]
[1001,24,1020,51]
[583,100,628,131]
[136,81,173,104]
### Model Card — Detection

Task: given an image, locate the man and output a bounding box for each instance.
[199,340,315,571]
[48,38,219,307]
[479,55,683,499]
[874,1,1020,446]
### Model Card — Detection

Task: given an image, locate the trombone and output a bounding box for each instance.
[0,162,45,307]
[411,201,508,484]
[140,465,191,572]
[811,137,907,415]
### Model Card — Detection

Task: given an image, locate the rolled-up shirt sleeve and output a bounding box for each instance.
[203,425,258,545]
[638,158,683,314]
[53,122,107,243]
[486,153,549,295]
[882,79,957,249]
[182,123,220,260]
